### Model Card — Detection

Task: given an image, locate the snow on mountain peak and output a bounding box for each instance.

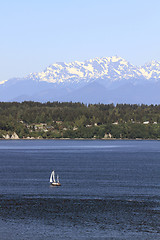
[24,56,160,84]
[140,61,160,80]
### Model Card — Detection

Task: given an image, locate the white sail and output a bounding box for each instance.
[50,172,53,183]
[52,170,56,183]
[50,170,56,183]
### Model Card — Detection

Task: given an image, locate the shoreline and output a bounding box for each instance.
[0,138,160,141]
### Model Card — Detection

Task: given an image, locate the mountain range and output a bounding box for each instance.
[1,56,160,104]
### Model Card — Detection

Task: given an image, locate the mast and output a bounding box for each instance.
[50,170,60,184]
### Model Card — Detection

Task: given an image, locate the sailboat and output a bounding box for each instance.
[50,170,61,186]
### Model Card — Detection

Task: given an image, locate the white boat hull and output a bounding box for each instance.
[50,182,61,186]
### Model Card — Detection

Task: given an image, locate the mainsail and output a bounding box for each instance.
[50,170,56,183]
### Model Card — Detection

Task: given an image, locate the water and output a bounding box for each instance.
[0,140,160,239]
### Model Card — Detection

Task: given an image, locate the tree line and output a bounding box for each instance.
[0,101,160,139]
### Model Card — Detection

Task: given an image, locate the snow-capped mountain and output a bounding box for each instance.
[139,61,160,80]
[1,56,160,103]
[24,56,160,85]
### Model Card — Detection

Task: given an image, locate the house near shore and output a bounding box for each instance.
[104,133,112,138]
[143,121,149,124]
[56,121,63,124]
[2,134,10,139]
[2,132,19,139]
[11,132,19,139]
[86,124,92,128]
[112,122,118,125]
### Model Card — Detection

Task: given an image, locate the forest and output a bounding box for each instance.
[1,101,160,139]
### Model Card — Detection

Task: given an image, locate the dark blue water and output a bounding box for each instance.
[0,140,160,239]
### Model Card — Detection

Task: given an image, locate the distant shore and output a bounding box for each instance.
[1,102,160,140]
[0,137,160,141]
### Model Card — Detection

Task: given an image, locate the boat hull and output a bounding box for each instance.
[50,182,61,186]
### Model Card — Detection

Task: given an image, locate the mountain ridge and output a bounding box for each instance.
[1,56,160,85]
[24,56,160,84]
[1,56,160,104]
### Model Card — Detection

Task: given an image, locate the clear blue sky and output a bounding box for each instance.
[0,0,160,81]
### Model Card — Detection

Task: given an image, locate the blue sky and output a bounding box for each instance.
[0,0,160,81]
